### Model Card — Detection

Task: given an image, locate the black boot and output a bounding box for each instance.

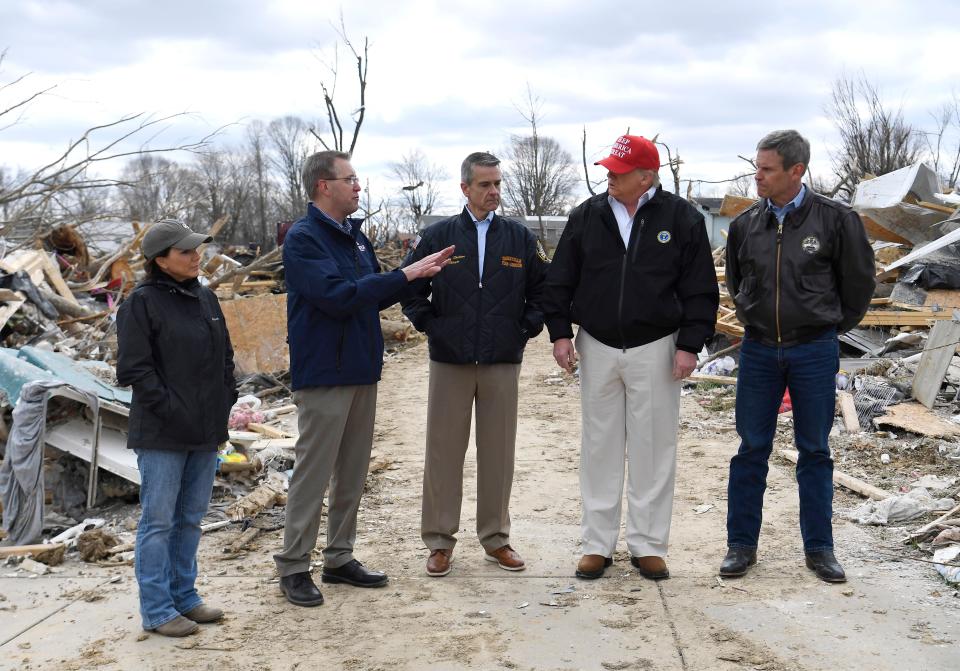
[719,547,757,577]
[805,550,846,583]
[279,572,324,607]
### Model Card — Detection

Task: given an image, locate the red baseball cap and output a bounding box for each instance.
[595,135,660,174]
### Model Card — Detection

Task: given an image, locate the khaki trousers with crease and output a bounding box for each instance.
[421,361,521,553]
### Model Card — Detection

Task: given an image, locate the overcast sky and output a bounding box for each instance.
[3,0,960,211]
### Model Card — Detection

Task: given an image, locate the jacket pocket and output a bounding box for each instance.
[427,315,463,362]
[490,315,525,363]
[798,273,842,323]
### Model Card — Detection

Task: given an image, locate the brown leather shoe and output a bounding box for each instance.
[182,603,224,623]
[426,549,453,577]
[576,554,613,580]
[631,555,670,580]
[484,545,525,571]
[148,615,198,637]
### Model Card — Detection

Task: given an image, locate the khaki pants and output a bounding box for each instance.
[577,330,680,558]
[421,361,521,552]
[273,384,377,576]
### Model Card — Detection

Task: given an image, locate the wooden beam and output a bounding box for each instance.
[0,543,66,559]
[779,450,887,500]
[838,391,860,433]
[916,200,957,215]
[690,373,738,385]
[858,310,955,326]
[247,422,294,439]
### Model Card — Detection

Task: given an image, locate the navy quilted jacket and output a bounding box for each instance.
[401,209,548,364]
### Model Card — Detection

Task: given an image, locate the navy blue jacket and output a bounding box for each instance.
[401,209,547,364]
[284,203,410,390]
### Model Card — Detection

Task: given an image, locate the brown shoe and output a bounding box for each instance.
[631,555,670,580]
[426,549,453,577]
[148,615,198,637]
[484,545,525,571]
[576,554,613,579]
[182,603,224,623]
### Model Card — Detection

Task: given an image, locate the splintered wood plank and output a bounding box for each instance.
[858,310,955,326]
[912,320,960,408]
[220,293,290,375]
[838,391,861,433]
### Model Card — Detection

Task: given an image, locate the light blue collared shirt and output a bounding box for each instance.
[466,207,495,279]
[768,184,806,224]
[608,184,657,247]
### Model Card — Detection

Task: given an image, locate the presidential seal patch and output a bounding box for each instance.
[801,236,820,255]
[657,231,671,243]
[536,239,550,262]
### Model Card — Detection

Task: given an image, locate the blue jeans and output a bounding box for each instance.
[726,331,839,553]
[135,449,218,629]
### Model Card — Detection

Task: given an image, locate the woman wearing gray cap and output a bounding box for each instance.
[116,219,238,637]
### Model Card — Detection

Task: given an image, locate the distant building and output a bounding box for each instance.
[690,197,733,248]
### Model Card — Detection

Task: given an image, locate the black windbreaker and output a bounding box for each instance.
[543,188,718,353]
[401,209,548,364]
[116,273,237,452]
[725,189,875,347]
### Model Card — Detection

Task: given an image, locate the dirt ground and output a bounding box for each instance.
[2,332,959,670]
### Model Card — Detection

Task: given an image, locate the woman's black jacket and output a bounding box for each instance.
[116,273,238,452]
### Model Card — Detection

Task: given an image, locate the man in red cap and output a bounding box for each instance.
[543,134,718,580]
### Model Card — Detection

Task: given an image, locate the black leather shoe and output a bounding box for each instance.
[279,572,324,607]
[719,547,757,577]
[321,559,389,588]
[805,550,846,583]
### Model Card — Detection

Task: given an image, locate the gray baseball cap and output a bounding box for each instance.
[142,219,213,261]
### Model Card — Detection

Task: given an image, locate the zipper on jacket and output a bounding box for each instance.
[775,220,783,344]
[475,279,483,364]
[618,217,644,352]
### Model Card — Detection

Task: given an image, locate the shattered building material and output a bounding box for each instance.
[852,163,956,246]
[911,320,960,408]
[874,402,960,439]
[220,293,290,376]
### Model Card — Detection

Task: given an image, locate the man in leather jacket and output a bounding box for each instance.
[719,130,874,583]
[401,151,548,577]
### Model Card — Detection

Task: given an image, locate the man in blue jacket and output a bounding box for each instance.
[274,151,452,607]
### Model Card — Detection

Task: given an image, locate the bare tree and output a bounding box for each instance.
[726,173,755,198]
[267,116,315,219]
[828,74,922,198]
[652,136,683,195]
[390,149,446,234]
[923,96,960,190]
[245,120,272,246]
[0,49,216,242]
[118,155,202,222]
[309,15,368,155]
[503,87,578,248]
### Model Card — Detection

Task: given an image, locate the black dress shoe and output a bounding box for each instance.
[719,547,757,577]
[279,572,324,607]
[321,559,389,587]
[805,550,846,583]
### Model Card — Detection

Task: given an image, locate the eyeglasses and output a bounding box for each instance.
[321,175,361,185]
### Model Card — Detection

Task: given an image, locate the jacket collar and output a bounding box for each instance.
[458,206,500,233]
[757,186,814,229]
[139,272,201,297]
[307,202,363,237]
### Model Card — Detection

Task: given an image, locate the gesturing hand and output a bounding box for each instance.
[402,245,455,281]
